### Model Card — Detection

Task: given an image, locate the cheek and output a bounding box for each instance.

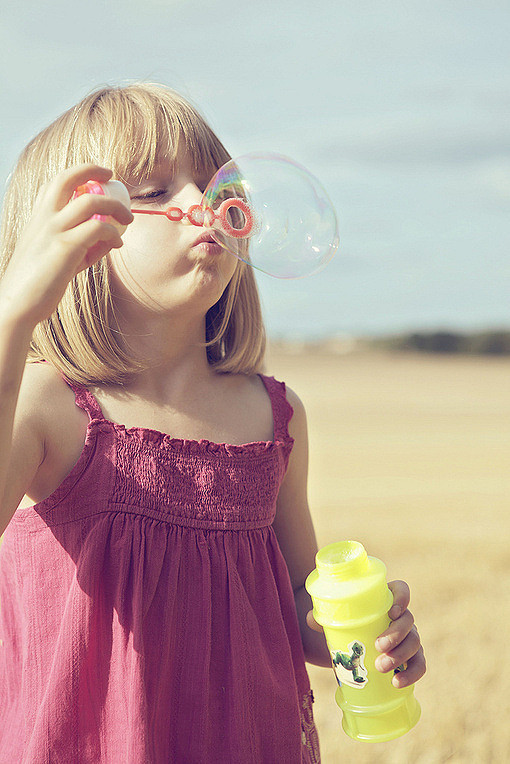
[118,221,182,277]
[223,257,240,287]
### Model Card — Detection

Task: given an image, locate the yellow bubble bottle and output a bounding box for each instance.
[305,540,420,742]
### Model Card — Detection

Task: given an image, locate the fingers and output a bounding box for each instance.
[376,608,415,654]
[55,193,134,230]
[309,604,426,688]
[387,580,410,621]
[65,218,123,251]
[67,221,123,274]
[78,237,123,273]
[44,164,114,211]
[392,645,426,689]
[55,219,122,275]
[375,623,423,678]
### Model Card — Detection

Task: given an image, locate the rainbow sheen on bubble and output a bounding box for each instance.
[200,152,339,279]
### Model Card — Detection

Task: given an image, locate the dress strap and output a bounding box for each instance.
[35,359,104,423]
[257,374,294,443]
[60,376,104,422]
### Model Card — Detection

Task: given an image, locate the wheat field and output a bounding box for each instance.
[266,346,510,764]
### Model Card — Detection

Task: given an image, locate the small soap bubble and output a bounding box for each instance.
[200,152,339,279]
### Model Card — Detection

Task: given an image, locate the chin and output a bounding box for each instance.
[193,258,235,294]
[150,265,231,316]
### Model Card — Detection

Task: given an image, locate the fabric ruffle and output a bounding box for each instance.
[301,690,321,763]
[108,420,293,458]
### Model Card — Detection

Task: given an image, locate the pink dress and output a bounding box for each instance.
[0,369,320,763]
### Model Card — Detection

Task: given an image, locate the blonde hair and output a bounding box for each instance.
[0,82,266,385]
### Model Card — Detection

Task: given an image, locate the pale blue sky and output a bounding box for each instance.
[1,0,508,338]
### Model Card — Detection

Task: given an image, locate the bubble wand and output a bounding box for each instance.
[131,198,255,239]
[73,181,254,239]
[72,152,340,279]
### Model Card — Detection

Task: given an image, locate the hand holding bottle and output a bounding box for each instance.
[0,164,134,329]
[308,578,425,689]
[305,541,424,742]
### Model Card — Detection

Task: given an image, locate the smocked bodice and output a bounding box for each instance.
[11,373,295,532]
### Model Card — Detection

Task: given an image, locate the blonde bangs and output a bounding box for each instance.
[52,83,231,193]
[0,82,266,386]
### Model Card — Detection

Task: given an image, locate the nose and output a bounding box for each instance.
[182,180,203,204]
[178,181,204,226]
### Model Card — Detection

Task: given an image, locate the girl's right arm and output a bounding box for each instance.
[0,164,134,535]
[0,318,43,536]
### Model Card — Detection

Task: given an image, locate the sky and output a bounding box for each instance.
[1,0,508,339]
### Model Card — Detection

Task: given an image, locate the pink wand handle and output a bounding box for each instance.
[131,198,255,239]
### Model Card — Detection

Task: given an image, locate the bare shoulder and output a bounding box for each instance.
[283,385,306,415]
[14,362,62,444]
[235,373,308,441]
[215,372,274,443]
[276,382,308,438]
[20,359,65,398]
[19,361,79,430]
[14,362,88,507]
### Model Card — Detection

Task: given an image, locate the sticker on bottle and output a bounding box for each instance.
[331,641,368,689]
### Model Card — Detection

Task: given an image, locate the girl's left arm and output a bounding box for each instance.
[272,386,330,667]
[273,388,426,687]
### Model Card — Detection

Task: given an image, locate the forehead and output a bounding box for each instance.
[122,138,213,188]
[84,89,228,188]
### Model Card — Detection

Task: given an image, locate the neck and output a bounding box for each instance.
[112,306,217,402]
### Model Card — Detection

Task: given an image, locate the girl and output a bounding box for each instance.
[0,83,425,762]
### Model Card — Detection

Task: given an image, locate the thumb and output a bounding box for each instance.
[306,610,324,633]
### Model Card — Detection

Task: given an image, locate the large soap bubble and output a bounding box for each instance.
[200,152,339,279]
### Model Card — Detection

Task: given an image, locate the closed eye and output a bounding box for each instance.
[132,177,208,201]
[135,189,168,200]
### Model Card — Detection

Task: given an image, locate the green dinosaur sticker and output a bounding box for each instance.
[331,641,368,689]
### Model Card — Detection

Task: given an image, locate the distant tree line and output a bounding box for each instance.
[371,330,510,355]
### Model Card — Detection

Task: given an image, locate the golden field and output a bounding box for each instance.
[265,346,510,764]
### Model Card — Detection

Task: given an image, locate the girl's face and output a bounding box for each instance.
[108,148,238,319]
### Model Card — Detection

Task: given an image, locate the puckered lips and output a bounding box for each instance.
[191,231,223,255]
